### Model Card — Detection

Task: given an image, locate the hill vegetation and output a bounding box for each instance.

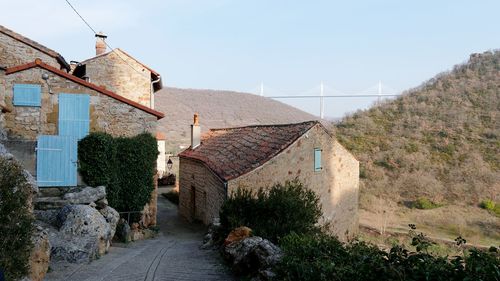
[333,50,499,244]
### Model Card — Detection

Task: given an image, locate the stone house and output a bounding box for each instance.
[178,115,359,240]
[0,26,164,188]
[0,25,70,71]
[71,33,162,108]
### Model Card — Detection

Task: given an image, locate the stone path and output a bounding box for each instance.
[45,196,234,281]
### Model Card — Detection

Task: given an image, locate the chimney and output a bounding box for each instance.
[95,32,107,56]
[191,113,201,149]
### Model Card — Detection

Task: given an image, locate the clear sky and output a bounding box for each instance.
[3,0,499,118]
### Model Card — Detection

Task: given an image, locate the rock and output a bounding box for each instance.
[27,225,50,281]
[224,226,252,245]
[130,228,156,241]
[56,205,113,256]
[62,186,106,204]
[131,222,140,230]
[34,210,59,226]
[200,233,214,249]
[99,206,120,239]
[116,218,131,243]
[89,202,97,208]
[95,198,108,209]
[200,218,222,250]
[48,228,100,263]
[252,239,283,269]
[223,236,282,276]
[33,197,69,210]
[224,236,263,273]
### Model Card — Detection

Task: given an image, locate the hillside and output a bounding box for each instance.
[155,87,317,153]
[333,50,499,244]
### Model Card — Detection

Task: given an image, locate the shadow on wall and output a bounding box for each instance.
[1,140,36,176]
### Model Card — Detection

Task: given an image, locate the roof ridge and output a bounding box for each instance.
[78,48,160,76]
[209,120,319,132]
[5,59,164,119]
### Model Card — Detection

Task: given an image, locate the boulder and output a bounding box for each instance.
[34,210,59,226]
[224,226,252,246]
[223,236,283,277]
[200,218,222,249]
[99,206,120,239]
[48,229,100,263]
[116,218,131,243]
[252,239,283,269]
[95,198,108,209]
[26,225,51,281]
[62,186,106,204]
[56,205,113,256]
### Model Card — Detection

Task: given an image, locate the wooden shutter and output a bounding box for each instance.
[314,148,322,171]
[13,84,41,106]
[58,93,90,139]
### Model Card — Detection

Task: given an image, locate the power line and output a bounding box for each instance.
[267,94,399,98]
[65,0,97,34]
[65,0,151,80]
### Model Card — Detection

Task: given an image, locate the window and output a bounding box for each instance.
[13,84,41,106]
[314,148,322,171]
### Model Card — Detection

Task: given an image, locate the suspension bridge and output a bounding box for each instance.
[248,82,401,119]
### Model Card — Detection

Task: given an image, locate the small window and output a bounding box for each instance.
[314,148,322,171]
[13,84,41,106]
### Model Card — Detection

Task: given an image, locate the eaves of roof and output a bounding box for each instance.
[5,59,165,119]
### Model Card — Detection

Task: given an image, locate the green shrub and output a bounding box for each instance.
[0,157,34,280]
[219,180,322,244]
[78,132,116,187]
[162,190,179,205]
[412,197,442,209]
[274,231,500,281]
[480,199,500,217]
[78,132,158,220]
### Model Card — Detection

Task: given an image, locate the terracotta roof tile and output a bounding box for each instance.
[179,121,318,181]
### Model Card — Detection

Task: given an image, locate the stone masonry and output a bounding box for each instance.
[2,66,158,141]
[0,32,60,69]
[80,49,153,107]
[229,125,359,240]
[179,122,359,241]
[179,158,227,224]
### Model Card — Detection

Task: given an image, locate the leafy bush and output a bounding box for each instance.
[78,133,158,219]
[480,199,500,217]
[78,132,116,187]
[274,230,500,281]
[0,157,34,280]
[219,180,322,244]
[412,197,443,209]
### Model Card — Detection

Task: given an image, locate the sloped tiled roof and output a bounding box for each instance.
[5,59,164,119]
[179,121,319,181]
[0,25,71,71]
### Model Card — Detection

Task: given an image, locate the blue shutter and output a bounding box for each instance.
[58,93,90,139]
[37,135,77,187]
[314,148,322,172]
[13,84,41,106]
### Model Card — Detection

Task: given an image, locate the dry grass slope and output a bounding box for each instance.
[333,50,499,245]
[155,87,317,153]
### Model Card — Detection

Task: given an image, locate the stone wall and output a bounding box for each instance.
[228,124,359,240]
[83,50,152,107]
[179,158,226,224]
[0,32,60,69]
[2,67,157,141]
